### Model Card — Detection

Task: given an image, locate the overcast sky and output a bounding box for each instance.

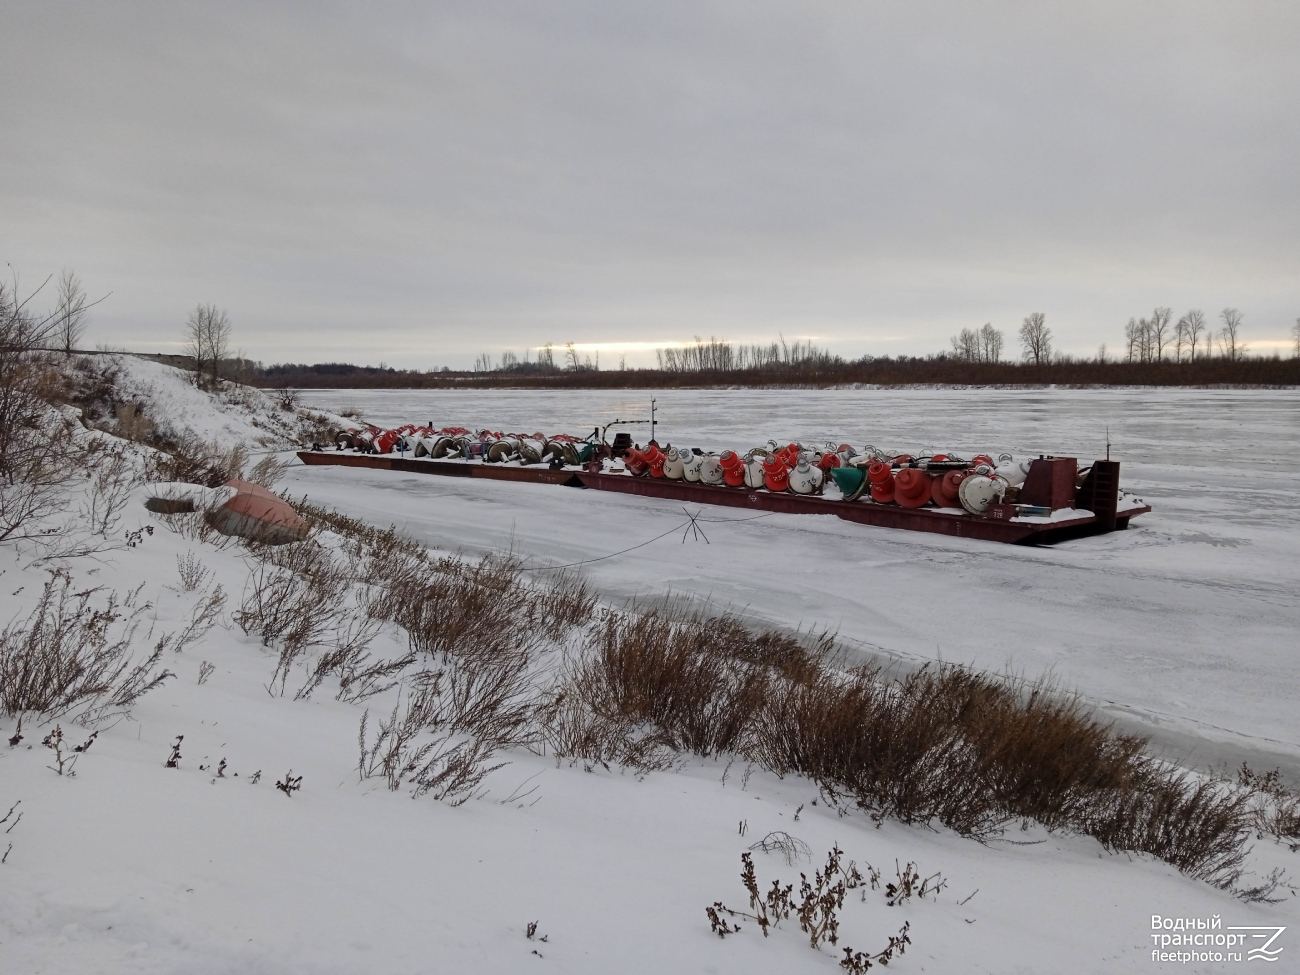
[3,1,1297,367]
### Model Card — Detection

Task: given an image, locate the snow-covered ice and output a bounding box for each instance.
[290,386,1300,777]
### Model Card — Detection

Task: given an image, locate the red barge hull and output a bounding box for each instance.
[296,450,1150,545]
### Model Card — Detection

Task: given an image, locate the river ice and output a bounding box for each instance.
[290,386,1300,778]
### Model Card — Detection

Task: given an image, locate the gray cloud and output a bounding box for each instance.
[2,0,1297,365]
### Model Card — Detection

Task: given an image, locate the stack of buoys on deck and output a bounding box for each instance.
[824,452,1022,514]
[330,421,1042,517]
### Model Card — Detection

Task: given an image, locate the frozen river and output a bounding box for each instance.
[288,386,1300,777]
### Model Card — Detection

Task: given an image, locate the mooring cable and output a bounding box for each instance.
[519,510,777,571]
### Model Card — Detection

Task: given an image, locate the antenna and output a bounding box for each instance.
[650,397,657,444]
[1105,425,1111,462]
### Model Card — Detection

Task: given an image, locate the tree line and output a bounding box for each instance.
[12,266,1300,388]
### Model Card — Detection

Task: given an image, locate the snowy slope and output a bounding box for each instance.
[65,354,353,451]
[0,490,1293,975]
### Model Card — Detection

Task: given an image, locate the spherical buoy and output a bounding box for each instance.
[958,473,1003,514]
[699,454,724,485]
[662,447,686,480]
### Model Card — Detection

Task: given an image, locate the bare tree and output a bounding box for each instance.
[1150,307,1172,362]
[1019,313,1051,365]
[979,323,1003,363]
[953,324,1003,364]
[1292,318,1300,359]
[950,328,980,361]
[1097,343,1108,364]
[1178,309,1206,362]
[184,305,232,388]
[54,270,89,354]
[0,279,74,541]
[1218,308,1245,361]
[564,342,580,371]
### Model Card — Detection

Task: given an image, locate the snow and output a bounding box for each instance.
[287,386,1300,778]
[1009,506,1095,523]
[1,376,1296,974]
[69,355,353,452]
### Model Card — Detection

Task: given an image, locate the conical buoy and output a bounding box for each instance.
[829,466,867,501]
[894,467,932,507]
[868,461,895,503]
[719,450,747,487]
[931,469,966,508]
[762,452,790,492]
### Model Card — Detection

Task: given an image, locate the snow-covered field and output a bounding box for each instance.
[2,375,1296,974]
[291,386,1300,778]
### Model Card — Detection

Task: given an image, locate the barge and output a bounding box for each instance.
[297,425,1150,545]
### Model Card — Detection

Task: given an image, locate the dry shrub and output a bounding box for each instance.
[565,606,776,757]
[77,439,141,536]
[357,681,507,804]
[0,571,173,722]
[168,586,226,655]
[520,569,597,640]
[707,847,912,968]
[113,402,153,441]
[290,497,428,561]
[1087,771,1250,887]
[246,453,291,489]
[1238,764,1300,850]
[176,551,212,592]
[0,285,77,543]
[232,540,406,701]
[150,503,239,549]
[550,600,1255,886]
[754,666,1001,834]
[295,590,406,703]
[539,687,677,774]
[233,542,353,694]
[146,431,248,487]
